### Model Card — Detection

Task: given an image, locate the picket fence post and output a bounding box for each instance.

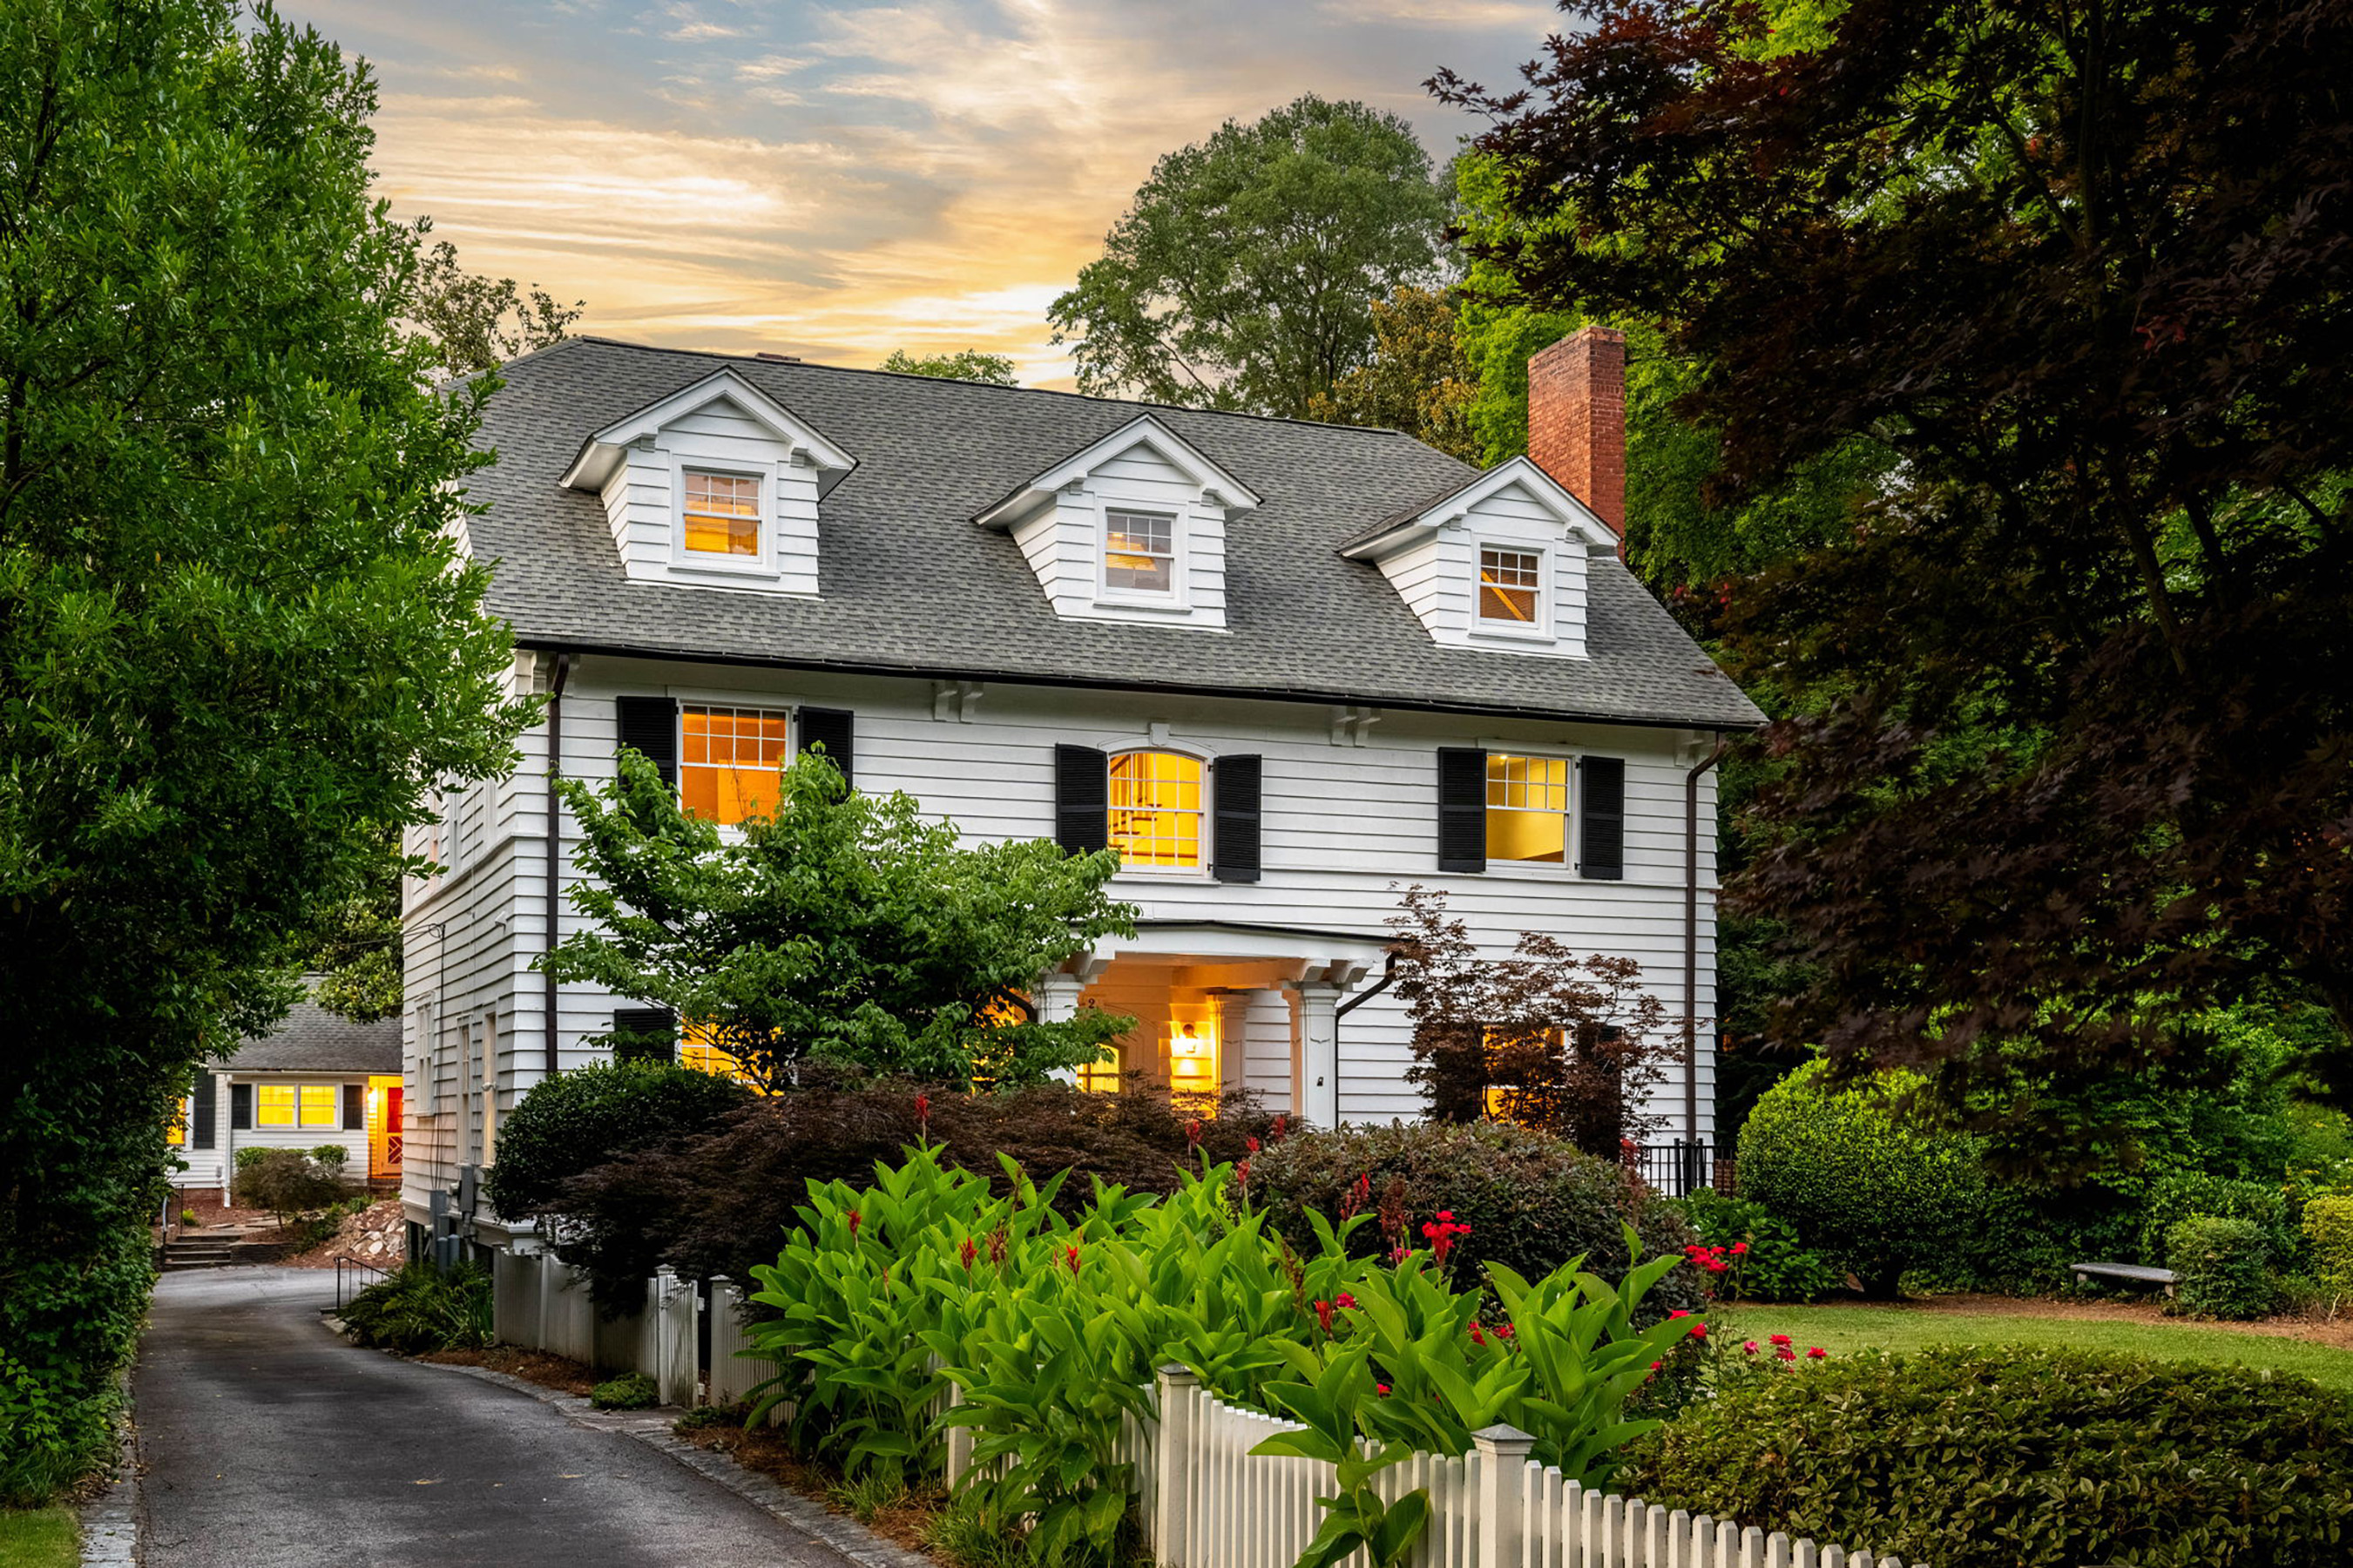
[1472,1424,1535,1566]
[1153,1363,1197,1567]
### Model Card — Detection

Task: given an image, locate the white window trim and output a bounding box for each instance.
[674,700,799,837]
[668,455,780,578]
[1092,498,1193,612]
[1468,541,1554,643]
[1483,747,1581,875]
[1102,742,1214,882]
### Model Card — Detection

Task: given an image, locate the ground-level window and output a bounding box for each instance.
[681,706,793,824]
[680,1021,765,1091]
[165,1101,186,1146]
[1108,750,1203,870]
[1486,753,1570,863]
[1078,1043,1124,1094]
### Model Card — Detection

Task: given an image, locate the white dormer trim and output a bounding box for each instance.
[1342,457,1616,660]
[1337,456,1618,562]
[558,368,855,599]
[977,416,1254,633]
[972,415,1261,532]
[559,368,856,497]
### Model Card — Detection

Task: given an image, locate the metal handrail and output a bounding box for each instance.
[334,1254,392,1312]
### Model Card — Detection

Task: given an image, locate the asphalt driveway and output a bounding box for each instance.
[135,1267,862,1567]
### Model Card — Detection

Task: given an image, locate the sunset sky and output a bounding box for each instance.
[282,1,1564,386]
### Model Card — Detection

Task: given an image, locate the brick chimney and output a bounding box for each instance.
[1527,325,1626,542]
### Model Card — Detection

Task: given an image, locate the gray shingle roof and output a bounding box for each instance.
[227,1001,401,1075]
[469,338,1763,730]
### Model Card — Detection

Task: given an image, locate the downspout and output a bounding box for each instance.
[543,652,574,1080]
[1684,733,1731,1143]
[1330,950,1403,1124]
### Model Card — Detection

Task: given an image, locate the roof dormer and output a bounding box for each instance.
[559,368,855,596]
[1340,457,1619,659]
[974,416,1259,632]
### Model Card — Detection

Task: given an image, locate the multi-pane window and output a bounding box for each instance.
[1104,510,1175,594]
[680,1020,761,1090]
[681,706,793,824]
[301,1085,340,1126]
[682,471,761,557]
[257,1085,296,1127]
[166,1102,186,1146]
[1477,547,1542,626]
[1078,1044,1124,1094]
[1486,753,1570,863]
[1108,750,1204,870]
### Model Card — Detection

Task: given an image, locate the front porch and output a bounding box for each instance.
[1032,921,1394,1126]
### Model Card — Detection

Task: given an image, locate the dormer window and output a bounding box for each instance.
[1477,547,1543,627]
[683,471,761,558]
[1105,510,1176,596]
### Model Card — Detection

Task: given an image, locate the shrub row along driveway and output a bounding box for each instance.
[137,1268,862,1567]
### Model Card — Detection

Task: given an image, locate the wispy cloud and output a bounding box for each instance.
[291,0,1558,384]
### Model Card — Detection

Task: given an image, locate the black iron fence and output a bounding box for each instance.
[1634,1141,1734,1198]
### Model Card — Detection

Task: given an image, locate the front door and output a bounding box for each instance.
[369,1078,403,1179]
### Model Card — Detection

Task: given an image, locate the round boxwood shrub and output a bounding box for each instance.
[1247,1119,1704,1318]
[1626,1345,2353,1567]
[2139,1170,2298,1269]
[2167,1215,2277,1319]
[1737,1061,1983,1295]
[483,1059,753,1218]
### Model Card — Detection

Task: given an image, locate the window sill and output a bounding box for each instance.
[1112,867,1216,885]
[1091,596,1195,616]
[669,556,782,579]
[1467,623,1556,646]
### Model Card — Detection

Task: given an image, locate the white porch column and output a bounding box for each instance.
[1285,979,1344,1130]
[1209,989,1252,1098]
[1033,956,1108,1085]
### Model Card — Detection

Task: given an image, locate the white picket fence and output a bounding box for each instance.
[488,1252,1923,1568]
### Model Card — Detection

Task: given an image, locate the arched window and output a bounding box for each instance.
[1107,750,1204,870]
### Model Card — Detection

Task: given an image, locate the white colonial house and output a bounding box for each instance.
[400,326,1761,1254]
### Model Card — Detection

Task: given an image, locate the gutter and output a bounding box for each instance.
[1683,732,1732,1142]
[543,651,574,1079]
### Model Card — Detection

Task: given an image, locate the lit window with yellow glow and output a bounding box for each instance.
[680,1021,762,1090]
[1477,547,1543,626]
[1078,1044,1123,1094]
[1168,1019,1218,1100]
[1104,510,1175,595]
[166,1102,186,1146]
[681,706,793,824]
[1108,751,1203,870]
[1486,754,1570,863]
[301,1085,341,1127]
[682,471,761,557]
[257,1085,295,1127]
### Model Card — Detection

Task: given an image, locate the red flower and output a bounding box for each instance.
[1186,1119,1203,1147]
[1495,1322,1514,1340]
[1236,1159,1252,1186]
[1768,1333,1792,1347]
[1335,1293,1357,1310]
[1775,1345,1797,1362]
[1667,1309,1691,1319]
[1375,1382,1391,1397]
[1688,1322,1707,1340]
[1741,1340,1759,1355]
[958,1236,977,1270]
[1648,1360,1661,1372]
[1246,1136,1261,1155]
[1271,1114,1288,1140]
[1437,1210,1454,1222]
[1315,1300,1334,1333]
[1730,1241,1748,1257]
[1469,1323,1487,1346]
[1806,1346,1827,1361]
[915,1092,931,1123]
[1064,1244,1082,1275]
[848,1210,862,1235]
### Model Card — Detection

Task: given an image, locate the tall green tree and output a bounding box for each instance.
[878,348,1018,386]
[539,752,1138,1090]
[1304,286,1482,463]
[1437,0,2353,1106]
[409,237,584,375]
[0,0,531,1497]
[1049,95,1450,417]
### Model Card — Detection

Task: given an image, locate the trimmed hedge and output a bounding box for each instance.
[1247,1119,1705,1319]
[482,1059,754,1219]
[2138,1170,2298,1269]
[1626,1346,2353,1567]
[2167,1216,2276,1319]
[2306,1193,2353,1313]
[1737,1062,1983,1295]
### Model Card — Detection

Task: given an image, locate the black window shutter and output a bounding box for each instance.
[191,1074,216,1150]
[615,695,679,787]
[611,1008,678,1064]
[1579,755,1626,880]
[1436,747,1488,873]
[1212,754,1262,883]
[343,1084,365,1131]
[1054,745,1110,855]
[797,706,855,787]
[229,1082,254,1132]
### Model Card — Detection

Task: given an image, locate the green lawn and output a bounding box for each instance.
[0,1508,78,1568]
[1725,1301,2353,1391]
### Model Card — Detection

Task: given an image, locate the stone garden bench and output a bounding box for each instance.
[2070,1260,2179,1296]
